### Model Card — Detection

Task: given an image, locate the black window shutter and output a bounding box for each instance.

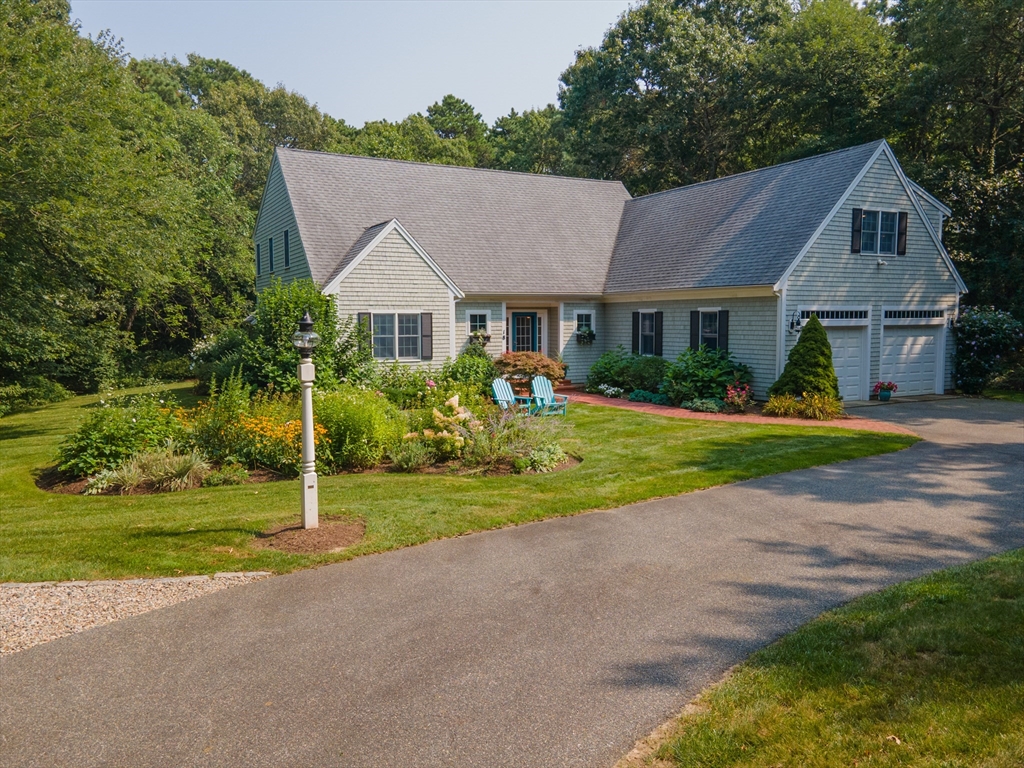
[718,310,729,353]
[284,230,290,268]
[256,243,261,276]
[631,312,640,354]
[689,311,700,350]
[654,311,664,357]
[851,208,862,253]
[897,212,908,255]
[357,312,370,351]
[420,312,433,360]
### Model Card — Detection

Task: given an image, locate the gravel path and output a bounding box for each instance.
[0,572,271,655]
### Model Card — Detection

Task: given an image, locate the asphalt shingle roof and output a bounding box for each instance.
[275,140,887,296]
[276,149,631,295]
[605,140,885,293]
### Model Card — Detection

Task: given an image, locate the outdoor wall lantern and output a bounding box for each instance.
[291,310,321,529]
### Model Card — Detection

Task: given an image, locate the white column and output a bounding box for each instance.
[298,357,318,529]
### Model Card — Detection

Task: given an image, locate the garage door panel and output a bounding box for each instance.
[881,328,939,396]
[825,327,866,402]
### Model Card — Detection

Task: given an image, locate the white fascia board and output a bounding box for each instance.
[909,179,952,217]
[773,141,887,291]
[880,144,968,295]
[321,218,465,299]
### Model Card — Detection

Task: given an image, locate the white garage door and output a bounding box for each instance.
[826,327,866,401]
[881,328,940,396]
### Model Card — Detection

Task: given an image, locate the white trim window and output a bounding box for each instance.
[372,312,422,360]
[861,210,899,255]
[469,312,489,333]
[574,311,594,333]
[699,311,719,350]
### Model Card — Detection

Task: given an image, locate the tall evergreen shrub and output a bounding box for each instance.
[768,315,840,398]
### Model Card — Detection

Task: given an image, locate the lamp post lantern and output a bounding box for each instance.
[291,310,321,529]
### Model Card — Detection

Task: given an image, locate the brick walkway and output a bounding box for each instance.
[564,391,918,436]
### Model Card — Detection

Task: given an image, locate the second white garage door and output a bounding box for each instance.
[826,327,867,401]
[881,327,941,396]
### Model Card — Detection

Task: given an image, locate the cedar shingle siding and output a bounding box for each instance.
[256,140,965,394]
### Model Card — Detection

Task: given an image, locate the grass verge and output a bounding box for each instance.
[645,549,1024,767]
[984,388,1024,404]
[0,383,916,581]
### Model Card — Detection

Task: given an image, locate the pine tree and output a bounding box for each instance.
[768,315,840,398]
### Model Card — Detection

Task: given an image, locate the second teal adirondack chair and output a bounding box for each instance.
[530,376,568,416]
[492,378,532,412]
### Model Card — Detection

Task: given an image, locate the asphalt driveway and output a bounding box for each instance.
[2,398,1021,767]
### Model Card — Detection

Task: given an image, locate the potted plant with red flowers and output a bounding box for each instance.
[873,381,898,402]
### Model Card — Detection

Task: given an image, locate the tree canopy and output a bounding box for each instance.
[1,0,1021,397]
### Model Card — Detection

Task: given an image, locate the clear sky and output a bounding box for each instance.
[70,0,633,127]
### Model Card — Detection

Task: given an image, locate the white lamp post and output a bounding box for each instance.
[291,310,321,529]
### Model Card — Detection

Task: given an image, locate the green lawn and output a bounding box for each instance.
[984,388,1024,404]
[0,383,916,582]
[654,548,1024,768]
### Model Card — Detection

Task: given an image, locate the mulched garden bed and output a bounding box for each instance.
[35,465,284,495]
[35,455,582,496]
[253,516,365,554]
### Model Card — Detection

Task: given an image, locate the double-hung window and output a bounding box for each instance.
[397,314,421,358]
[857,210,899,255]
[371,313,422,360]
[372,314,395,359]
[639,312,656,355]
[700,311,719,350]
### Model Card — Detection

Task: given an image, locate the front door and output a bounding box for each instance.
[511,312,538,352]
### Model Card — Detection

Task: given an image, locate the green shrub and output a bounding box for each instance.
[0,376,72,418]
[585,347,669,393]
[494,352,566,383]
[388,439,436,472]
[762,393,800,417]
[440,351,499,394]
[202,463,249,487]
[586,347,631,391]
[662,347,753,405]
[190,329,248,394]
[953,306,1024,394]
[57,394,185,478]
[191,279,374,394]
[798,392,844,421]
[628,389,672,406]
[623,356,669,393]
[316,386,405,471]
[769,315,840,398]
[186,372,252,461]
[527,443,568,473]
[681,398,725,413]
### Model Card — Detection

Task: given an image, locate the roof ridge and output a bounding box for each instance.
[276,146,630,189]
[628,139,887,204]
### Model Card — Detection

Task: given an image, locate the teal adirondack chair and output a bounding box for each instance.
[492,378,532,412]
[530,376,568,416]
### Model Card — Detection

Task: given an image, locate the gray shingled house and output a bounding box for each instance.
[254,139,966,400]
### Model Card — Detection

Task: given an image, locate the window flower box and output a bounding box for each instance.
[575,329,596,345]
